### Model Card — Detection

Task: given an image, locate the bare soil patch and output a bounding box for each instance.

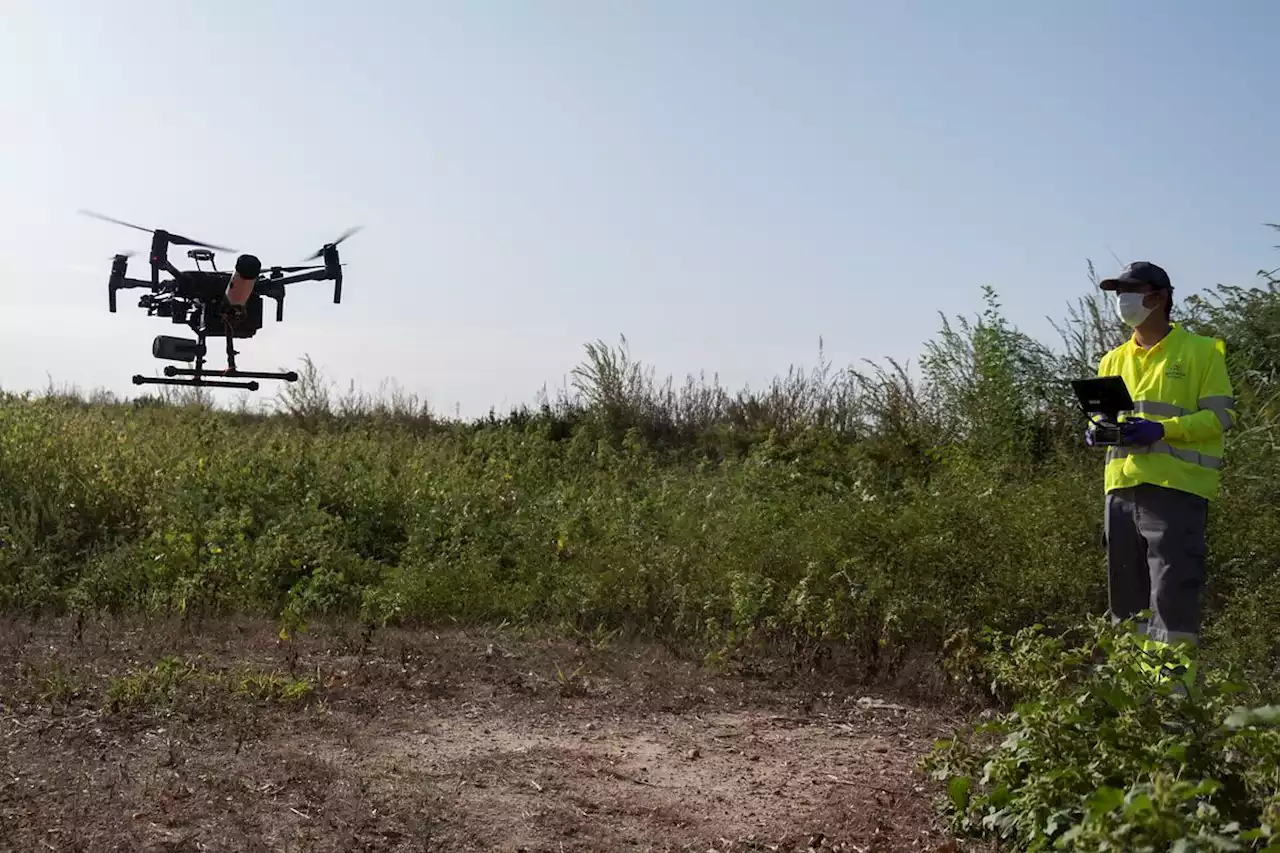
[0,616,970,852]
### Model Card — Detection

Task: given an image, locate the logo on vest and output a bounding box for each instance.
[1165,360,1187,380]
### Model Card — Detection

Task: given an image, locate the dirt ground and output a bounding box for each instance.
[0,616,973,853]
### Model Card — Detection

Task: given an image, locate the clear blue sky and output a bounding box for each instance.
[3,2,1278,416]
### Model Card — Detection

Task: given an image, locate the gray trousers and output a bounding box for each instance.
[1105,484,1208,646]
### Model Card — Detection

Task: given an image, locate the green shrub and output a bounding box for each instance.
[924,617,1280,851]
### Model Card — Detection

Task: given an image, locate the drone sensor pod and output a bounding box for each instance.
[152,335,206,362]
[226,254,263,306]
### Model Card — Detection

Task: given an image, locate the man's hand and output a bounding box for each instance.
[1121,417,1165,447]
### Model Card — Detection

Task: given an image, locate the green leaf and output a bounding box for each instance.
[980,807,1017,836]
[1189,778,1223,798]
[1091,682,1136,711]
[1087,785,1125,816]
[1223,705,1280,730]
[1124,791,1154,817]
[948,775,971,812]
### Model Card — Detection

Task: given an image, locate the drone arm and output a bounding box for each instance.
[253,284,288,322]
[266,249,343,304]
[109,276,154,312]
[265,268,331,287]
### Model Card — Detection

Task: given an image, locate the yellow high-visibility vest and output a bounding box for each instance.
[1097,324,1237,501]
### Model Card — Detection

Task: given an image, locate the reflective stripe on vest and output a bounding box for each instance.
[1107,442,1225,470]
[1198,395,1237,431]
[1129,396,1237,430]
[1131,400,1192,418]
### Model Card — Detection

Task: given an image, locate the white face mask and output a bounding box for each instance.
[1116,292,1154,327]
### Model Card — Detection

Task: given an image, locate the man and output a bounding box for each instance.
[1091,261,1237,651]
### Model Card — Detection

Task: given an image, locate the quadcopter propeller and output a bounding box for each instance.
[303,226,362,260]
[79,209,236,253]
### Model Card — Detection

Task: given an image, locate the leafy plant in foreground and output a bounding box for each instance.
[925,617,1280,851]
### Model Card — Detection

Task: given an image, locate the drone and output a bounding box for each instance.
[81,209,360,391]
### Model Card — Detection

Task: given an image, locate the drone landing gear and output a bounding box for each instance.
[131,367,301,392]
[132,374,268,392]
[133,327,299,392]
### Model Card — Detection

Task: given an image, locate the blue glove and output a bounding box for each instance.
[1121,417,1165,447]
[1085,424,1097,447]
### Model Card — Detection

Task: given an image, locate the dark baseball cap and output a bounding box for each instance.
[1099,261,1172,292]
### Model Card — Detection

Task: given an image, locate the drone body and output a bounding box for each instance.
[85,211,359,391]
